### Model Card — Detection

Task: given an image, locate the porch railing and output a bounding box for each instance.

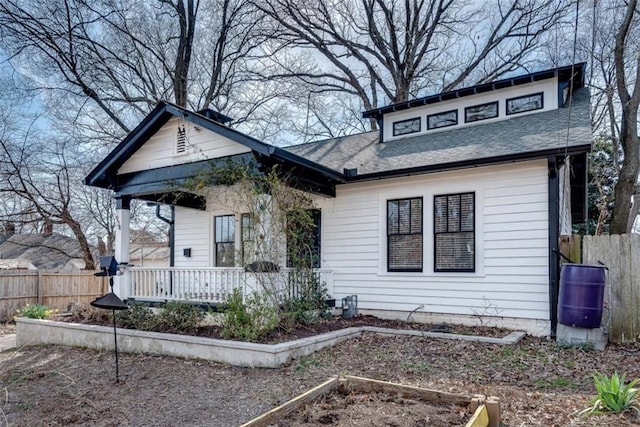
[128,267,333,304]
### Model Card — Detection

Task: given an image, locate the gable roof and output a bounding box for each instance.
[0,233,96,270]
[285,87,592,180]
[84,101,345,190]
[86,63,592,198]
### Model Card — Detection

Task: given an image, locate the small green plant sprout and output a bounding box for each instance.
[580,371,640,416]
[14,304,58,320]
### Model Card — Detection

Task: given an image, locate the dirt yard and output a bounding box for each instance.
[1,321,639,426]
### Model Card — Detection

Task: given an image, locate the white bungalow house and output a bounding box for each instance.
[85,63,592,336]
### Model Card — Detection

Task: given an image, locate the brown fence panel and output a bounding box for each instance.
[559,234,581,263]
[0,272,104,321]
[0,272,39,321]
[583,234,640,343]
[40,273,106,312]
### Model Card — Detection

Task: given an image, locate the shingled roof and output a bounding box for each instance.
[0,233,94,271]
[285,87,591,180]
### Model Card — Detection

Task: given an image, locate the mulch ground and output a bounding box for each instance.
[1,319,639,426]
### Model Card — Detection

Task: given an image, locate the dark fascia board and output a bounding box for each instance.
[127,191,207,210]
[85,101,345,189]
[344,144,592,183]
[362,63,586,120]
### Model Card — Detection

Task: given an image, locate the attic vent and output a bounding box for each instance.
[175,123,188,154]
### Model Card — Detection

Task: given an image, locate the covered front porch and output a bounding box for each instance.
[122,266,334,305]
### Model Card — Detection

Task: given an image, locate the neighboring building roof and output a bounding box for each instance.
[0,233,93,271]
[0,259,36,270]
[129,244,170,262]
[285,87,591,180]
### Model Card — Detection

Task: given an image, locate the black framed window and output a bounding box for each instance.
[287,209,321,269]
[465,101,498,123]
[434,193,475,272]
[506,92,544,115]
[215,214,235,267]
[240,213,254,265]
[427,109,458,130]
[392,117,421,136]
[387,198,423,272]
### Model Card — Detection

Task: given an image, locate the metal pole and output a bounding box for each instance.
[113,309,119,383]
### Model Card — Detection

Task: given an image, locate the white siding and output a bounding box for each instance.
[171,159,552,324]
[383,79,558,142]
[119,117,251,174]
[318,159,550,321]
[174,206,211,267]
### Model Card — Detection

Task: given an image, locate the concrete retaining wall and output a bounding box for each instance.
[15,318,525,368]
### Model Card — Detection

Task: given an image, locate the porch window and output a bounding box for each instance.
[241,213,254,265]
[434,192,475,272]
[215,214,235,267]
[387,198,423,272]
[287,209,321,268]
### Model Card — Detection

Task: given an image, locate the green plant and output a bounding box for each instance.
[220,289,279,341]
[115,302,155,330]
[155,301,205,334]
[581,371,640,415]
[293,354,323,373]
[534,376,577,390]
[14,304,57,319]
[280,271,330,327]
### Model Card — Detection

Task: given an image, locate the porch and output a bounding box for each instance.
[125,267,334,305]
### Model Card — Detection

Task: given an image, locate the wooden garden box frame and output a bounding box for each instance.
[243,375,500,427]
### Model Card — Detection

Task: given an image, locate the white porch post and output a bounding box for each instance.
[114,195,131,299]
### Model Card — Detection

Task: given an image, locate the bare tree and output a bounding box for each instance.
[253,0,573,129]
[0,114,97,269]
[584,0,640,234]
[609,0,640,233]
[0,0,270,136]
[0,0,282,261]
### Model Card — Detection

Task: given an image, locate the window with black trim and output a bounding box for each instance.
[215,214,235,267]
[434,193,475,272]
[506,92,543,115]
[465,101,498,123]
[392,117,421,136]
[427,109,458,130]
[241,213,254,265]
[387,198,423,272]
[287,209,321,269]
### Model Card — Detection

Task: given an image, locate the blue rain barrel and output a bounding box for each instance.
[558,264,606,328]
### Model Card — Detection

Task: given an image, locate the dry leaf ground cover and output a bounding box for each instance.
[1,321,639,426]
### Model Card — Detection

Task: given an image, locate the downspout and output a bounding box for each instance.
[548,157,560,338]
[156,205,175,294]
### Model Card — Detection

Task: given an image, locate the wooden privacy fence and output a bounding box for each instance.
[0,272,106,321]
[583,234,640,343]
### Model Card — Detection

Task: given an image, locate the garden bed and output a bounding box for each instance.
[15,317,525,368]
[244,375,500,427]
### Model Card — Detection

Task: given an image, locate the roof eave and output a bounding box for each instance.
[344,144,592,182]
[85,102,172,188]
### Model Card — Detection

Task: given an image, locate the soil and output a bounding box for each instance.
[1,320,640,426]
[62,311,512,343]
[273,389,470,426]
